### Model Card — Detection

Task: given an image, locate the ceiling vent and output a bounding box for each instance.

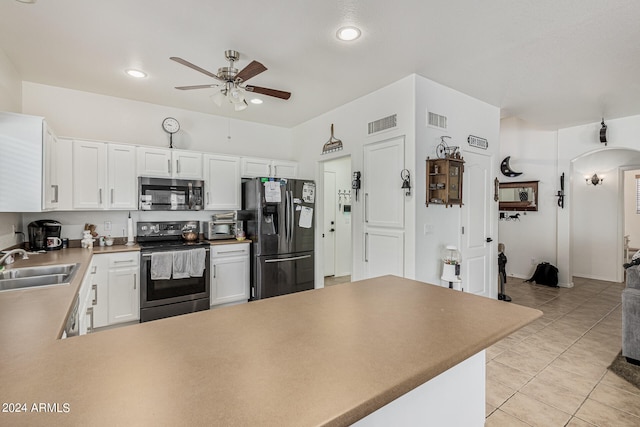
[368,114,397,135]
[427,112,447,129]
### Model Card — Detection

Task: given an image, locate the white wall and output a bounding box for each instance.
[557,116,640,286]
[624,169,640,249]
[323,156,352,277]
[21,82,293,158]
[498,117,558,279]
[0,47,24,249]
[414,75,500,288]
[292,75,416,285]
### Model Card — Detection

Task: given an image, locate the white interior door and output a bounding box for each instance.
[461,152,495,298]
[323,170,336,276]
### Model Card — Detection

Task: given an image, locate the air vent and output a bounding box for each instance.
[428,112,447,129]
[368,114,397,135]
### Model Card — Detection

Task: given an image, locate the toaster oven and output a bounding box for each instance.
[204,212,238,240]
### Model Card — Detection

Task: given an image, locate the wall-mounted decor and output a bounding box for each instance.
[468,135,488,150]
[400,169,411,196]
[426,157,465,207]
[321,124,343,154]
[586,173,604,186]
[436,136,461,159]
[499,181,538,211]
[500,156,523,177]
[600,118,608,146]
[556,173,565,208]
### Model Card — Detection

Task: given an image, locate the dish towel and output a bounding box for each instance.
[150,252,172,280]
[173,251,190,279]
[188,248,207,278]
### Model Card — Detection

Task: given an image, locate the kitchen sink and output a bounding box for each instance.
[0,263,79,292]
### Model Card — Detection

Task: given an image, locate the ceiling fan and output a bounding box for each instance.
[170,50,291,111]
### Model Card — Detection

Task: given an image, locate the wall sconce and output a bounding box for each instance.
[586,174,604,186]
[400,169,411,196]
[600,118,608,146]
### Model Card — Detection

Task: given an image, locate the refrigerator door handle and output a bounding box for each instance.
[265,255,311,263]
[284,189,289,241]
[289,190,295,243]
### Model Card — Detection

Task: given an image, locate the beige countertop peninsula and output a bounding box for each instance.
[0,255,541,426]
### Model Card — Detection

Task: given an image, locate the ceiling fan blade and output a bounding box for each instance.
[170,57,223,81]
[245,85,291,100]
[235,61,267,83]
[175,84,218,90]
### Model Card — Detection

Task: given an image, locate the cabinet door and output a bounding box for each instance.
[272,160,298,179]
[108,266,140,324]
[204,154,241,210]
[363,229,404,279]
[241,157,272,178]
[73,140,107,209]
[42,124,58,210]
[211,255,250,305]
[108,144,137,209]
[173,150,203,179]
[89,255,109,328]
[363,137,405,228]
[56,138,73,210]
[136,147,171,178]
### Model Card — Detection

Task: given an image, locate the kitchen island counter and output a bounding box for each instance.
[0,274,540,426]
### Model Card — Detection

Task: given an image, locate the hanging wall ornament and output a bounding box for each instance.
[500,156,523,177]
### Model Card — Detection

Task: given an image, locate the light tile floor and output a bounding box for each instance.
[486,276,640,426]
[324,275,352,287]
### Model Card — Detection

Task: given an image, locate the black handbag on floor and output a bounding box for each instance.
[525,262,559,287]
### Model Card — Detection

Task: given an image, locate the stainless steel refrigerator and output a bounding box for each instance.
[242,178,315,300]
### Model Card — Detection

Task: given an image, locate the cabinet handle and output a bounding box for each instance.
[92,284,97,306]
[168,159,171,174]
[213,265,216,278]
[87,307,94,333]
[217,249,246,255]
[111,188,114,204]
[207,192,210,205]
[91,266,97,274]
[113,259,135,264]
[365,193,369,223]
[52,184,59,203]
[99,188,103,204]
[133,273,136,290]
[273,165,277,176]
[365,232,369,262]
[177,160,180,174]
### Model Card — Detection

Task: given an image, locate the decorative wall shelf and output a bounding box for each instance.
[425,157,465,207]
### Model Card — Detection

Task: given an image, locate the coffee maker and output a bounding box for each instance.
[28,220,62,251]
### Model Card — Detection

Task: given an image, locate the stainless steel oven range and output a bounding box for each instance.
[137,220,210,322]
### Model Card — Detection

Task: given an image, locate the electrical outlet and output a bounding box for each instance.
[104,221,112,231]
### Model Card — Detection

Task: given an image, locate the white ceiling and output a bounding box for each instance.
[1,0,640,129]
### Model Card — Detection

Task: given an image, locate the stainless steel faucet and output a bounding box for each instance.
[0,249,29,266]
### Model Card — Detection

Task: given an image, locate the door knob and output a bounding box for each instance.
[486,237,493,243]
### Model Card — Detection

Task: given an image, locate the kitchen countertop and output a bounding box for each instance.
[0,256,540,426]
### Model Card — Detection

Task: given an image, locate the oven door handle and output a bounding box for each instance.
[141,247,210,259]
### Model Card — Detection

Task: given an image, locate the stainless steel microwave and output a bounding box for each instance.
[139,177,204,211]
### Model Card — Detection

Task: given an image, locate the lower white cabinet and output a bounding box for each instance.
[363,229,405,279]
[210,243,250,306]
[107,252,140,324]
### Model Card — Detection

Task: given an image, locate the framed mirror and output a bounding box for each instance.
[499,181,539,211]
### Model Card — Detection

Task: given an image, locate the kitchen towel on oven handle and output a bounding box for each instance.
[188,248,206,278]
[173,251,190,279]
[151,252,172,280]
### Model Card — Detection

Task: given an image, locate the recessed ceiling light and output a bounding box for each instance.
[336,26,361,41]
[250,98,263,105]
[125,69,147,78]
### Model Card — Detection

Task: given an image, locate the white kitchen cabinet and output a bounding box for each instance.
[55,138,73,210]
[203,154,241,210]
[72,140,137,210]
[241,157,298,179]
[137,147,202,179]
[107,252,140,324]
[363,229,405,279]
[73,140,107,209]
[210,243,250,306]
[0,112,62,212]
[107,144,137,209]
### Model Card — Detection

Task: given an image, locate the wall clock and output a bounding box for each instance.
[162,117,180,148]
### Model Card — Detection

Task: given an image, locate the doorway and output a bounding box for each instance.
[322,156,352,285]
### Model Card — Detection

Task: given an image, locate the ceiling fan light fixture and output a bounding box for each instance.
[336,26,361,41]
[228,86,245,104]
[125,69,147,78]
[211,89,226,107]
[234,100,248,112]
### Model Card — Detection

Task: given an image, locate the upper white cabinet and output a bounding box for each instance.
[0,112,59,212]
[107,144,137,209]
[241,157,298,179]
[203,154,241,210]
[73,140,107,209]
[137,147,202,179]
[73,140,137,210]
